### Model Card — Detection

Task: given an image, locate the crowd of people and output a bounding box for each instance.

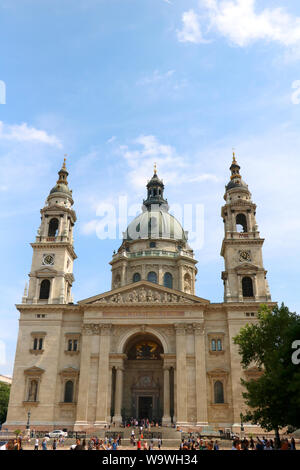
[231,436,297,451]
[1,428,298,451]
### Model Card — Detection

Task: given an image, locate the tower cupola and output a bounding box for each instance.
[143,163,168,210]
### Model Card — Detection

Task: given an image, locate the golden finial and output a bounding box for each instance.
[62,154,67,169]
[232,148,236,164]
[154,162,157,175]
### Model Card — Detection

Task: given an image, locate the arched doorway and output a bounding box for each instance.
[122,334,164,422]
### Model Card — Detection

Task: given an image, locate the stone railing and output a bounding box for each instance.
[113,249,194,259]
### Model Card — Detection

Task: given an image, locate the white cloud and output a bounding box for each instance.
[179,0,300,47]
[177,9,208,44]
[291,80,300,104]
[0,121,62,147]
[137,69,175,86]
[119,134,218,189]
[136,70,188,96]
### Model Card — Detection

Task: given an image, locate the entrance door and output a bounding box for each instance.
[138,396,153,420]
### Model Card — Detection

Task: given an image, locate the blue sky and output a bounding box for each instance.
[1,0,300,375]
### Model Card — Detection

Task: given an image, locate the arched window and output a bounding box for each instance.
[28,380,38,402]
[236,213,247,233]
[133,272,141,283]
[64,380,74,403]
[214,381,224,404]
[147,271,157,283]
[242,277,254,297]
[217,339,222,351]
[48,218,59,237]
[39,279,50,299]
[211,340,216,351]
[163,272,173,289]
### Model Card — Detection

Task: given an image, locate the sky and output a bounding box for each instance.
[1,0,300,375]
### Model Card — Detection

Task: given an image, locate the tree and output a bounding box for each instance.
[234,303,300,442]
[0,382,10,425]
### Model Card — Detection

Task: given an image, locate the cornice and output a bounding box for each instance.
[205,301,277,312]
[31,242,77,259]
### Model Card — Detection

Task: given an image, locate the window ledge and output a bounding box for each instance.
[58,402,77,406]
[23,401,39,406]
[29,349,44,355]
[64,350,80,355]
[209,350,225,356]
[209,403,229,407]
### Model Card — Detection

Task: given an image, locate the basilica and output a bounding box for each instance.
[5,155,274,433]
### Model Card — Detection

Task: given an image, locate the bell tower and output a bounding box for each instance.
[220,153,271,303]
[23,159,77,305]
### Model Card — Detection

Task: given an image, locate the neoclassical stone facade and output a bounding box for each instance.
[5,156,275,432]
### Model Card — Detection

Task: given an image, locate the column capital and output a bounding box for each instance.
[193,322,205,335]
[82,323,101,336]
[174,323,186,336]
[100,324,112,336]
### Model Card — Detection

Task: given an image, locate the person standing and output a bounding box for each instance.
[112,439,118,450]
[213,440,219,450]
[34,437,39,451]
[42,438,47,450]
[52,439,57,450]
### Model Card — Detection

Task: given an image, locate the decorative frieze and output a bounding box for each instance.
[93,287,194,305]
[82,323,112,336]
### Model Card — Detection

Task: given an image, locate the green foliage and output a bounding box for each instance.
[234,303,300,433]
[0,382,10,424]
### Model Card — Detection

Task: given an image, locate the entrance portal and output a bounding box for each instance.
[138,396,153,419]
[121,334,164,422]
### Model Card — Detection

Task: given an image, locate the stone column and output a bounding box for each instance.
[95,324,112,426]
[113,366,124,424]
[175,324,187,426]
[178,265,183,291]
[33,278,40,304]
[162,366,171,426]
[106,366,113,423]
[238,274,243,301]
[48,278,54,304]
[74,324,93,428]
[158,265,163,285]
[253,274,258,299]
[121,262,127,286]
[194,323,208,427]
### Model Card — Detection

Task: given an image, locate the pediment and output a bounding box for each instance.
[34,267,58,277]
[244,366,263,378]
[24,366,45,376]
[234,262,259,273]
[207,368,229,378]
[78,280,209,306]
[59,367,79,377]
